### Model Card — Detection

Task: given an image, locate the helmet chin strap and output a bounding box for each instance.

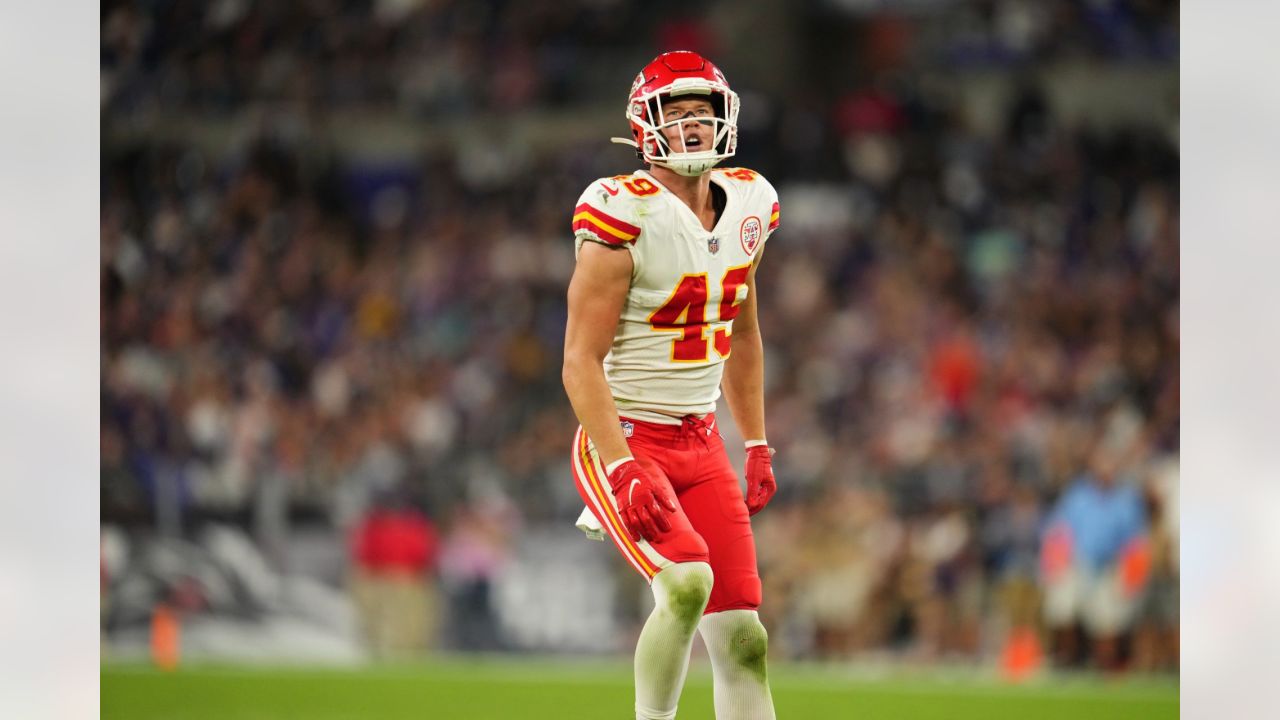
[655,154,720,177]
[610,137,720,176]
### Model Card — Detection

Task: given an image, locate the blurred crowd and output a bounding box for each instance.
[102,0,1177,118]
[102,0,1178,672]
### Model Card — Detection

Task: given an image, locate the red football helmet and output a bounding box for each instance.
[612,51,740,177]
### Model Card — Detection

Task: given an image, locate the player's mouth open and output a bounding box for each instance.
[683,135,702,150]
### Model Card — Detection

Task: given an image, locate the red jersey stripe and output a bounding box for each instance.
[573,216,635,245]
[574,203,642,238]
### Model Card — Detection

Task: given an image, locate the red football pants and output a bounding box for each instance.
[571,413,762,614]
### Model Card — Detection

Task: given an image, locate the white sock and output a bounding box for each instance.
[698,610,776,720]
[634,562,714,720]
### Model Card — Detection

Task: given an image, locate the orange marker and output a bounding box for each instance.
[150,604,180,671]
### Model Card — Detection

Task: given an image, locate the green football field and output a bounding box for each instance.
[102,657,1178,719]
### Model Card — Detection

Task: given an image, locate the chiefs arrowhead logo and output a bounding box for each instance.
[740,216,762,255]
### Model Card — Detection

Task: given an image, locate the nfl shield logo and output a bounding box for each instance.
[707,235,720,254]
[620,420,635,437]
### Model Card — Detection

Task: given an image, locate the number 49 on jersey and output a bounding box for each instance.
[649,265,751,362]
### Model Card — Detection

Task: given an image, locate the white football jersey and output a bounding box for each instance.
[572,167,780,421]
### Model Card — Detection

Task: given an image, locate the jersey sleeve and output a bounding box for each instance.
[760,175,780,241]
[572,178,642,254]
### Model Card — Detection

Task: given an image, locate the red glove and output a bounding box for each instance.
[745,445,777,516]
[607,459,678,543]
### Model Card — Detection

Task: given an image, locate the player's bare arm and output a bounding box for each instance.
[720,249,767,442]
[721,250,778,515]
[562,240,635,467]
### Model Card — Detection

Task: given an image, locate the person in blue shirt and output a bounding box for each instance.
[1040,448,1151,670]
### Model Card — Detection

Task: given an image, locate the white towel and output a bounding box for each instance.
[575,506,607,541]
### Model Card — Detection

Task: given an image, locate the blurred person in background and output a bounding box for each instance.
[350,484,440,659]
[1040,445,1151,671]
[1132,456,1179,672]
[789,482,902,659]
[981,474,1048,676]
[562,51,779,720]
[438,483,519,652]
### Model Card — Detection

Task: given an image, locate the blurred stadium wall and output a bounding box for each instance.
[101,0,1178,674]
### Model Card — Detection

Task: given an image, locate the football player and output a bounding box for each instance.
[562,51,780,720]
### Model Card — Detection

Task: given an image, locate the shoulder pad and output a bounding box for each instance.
[714,167,762,183]
[713,167,778,231]
[573,177,644,246]
[715,167,778,198]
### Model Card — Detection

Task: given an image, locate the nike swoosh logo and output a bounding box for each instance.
[629,478,642,503]
[602,183,619,196]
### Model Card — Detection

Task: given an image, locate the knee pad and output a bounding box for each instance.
[654,562,713,625]
[730,617,768,669]
[701,610,769,676]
